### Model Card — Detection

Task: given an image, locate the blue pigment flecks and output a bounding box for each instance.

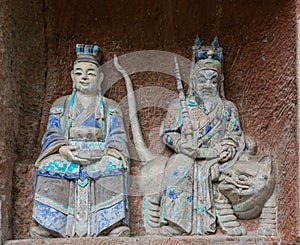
[169,190,178,200]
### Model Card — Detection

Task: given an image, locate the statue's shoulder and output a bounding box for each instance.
[50,95,68,114]
[103,97,122,115]
[223,99,238,112]
[52,95,68,107]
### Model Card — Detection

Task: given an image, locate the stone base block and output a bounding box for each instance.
[4,233,280,245]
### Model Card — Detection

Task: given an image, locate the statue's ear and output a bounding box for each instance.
[264,156,273,175]
[71,70,75,89]
[220,74,224,82]
[258,155,273,177]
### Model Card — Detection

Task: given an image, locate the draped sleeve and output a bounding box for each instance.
[159,98,183,151]
[222,101,246,151]
[104,98,129,159]
[35,96,69,166]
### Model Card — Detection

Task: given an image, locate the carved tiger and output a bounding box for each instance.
[140,152,276,236]
[218,153,276,236]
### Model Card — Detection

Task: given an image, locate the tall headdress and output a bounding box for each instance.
[74,44,102,66]
[188,36,225,98]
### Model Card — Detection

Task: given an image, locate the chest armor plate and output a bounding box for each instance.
[188,106,210,131]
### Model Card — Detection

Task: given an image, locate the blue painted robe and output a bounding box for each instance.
[32,94,129,237]
[160,97,246,234]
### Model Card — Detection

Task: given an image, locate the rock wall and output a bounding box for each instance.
[10,0,47,239]
[9,0,298,243]
[0,0,16,241]
[12,0,47,162]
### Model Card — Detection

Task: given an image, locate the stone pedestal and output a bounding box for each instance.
[4,235,280,245]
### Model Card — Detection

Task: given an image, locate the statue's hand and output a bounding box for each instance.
[105,148,125,160]
[219,145,236,163]
[177,140,197,159]
[59,145,90,165]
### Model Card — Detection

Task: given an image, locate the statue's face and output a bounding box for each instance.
[71,62,103,95]
[193,69,219,98]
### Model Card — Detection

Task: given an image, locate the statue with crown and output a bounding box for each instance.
[156,37,276,236]
[113,36,276,237]
[30,44,130,238]
[155,37,274,236]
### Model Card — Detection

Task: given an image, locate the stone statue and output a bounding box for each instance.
[30,44,130,238]
[114,37,275,237]
[158,37,276,236]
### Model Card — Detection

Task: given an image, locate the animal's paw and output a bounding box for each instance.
[222,225,247,236]
[257,227,276,236]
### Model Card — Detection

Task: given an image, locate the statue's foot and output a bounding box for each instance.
[30,225,55,238]
[107,226,130,237]
[160,224,185,236]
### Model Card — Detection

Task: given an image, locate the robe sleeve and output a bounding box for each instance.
[222,101,246,156]
[35,97,69,166]
[105,107,129,159]
[160,99,184,152]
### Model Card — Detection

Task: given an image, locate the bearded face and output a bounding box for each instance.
[193,69,219,98]
[193,69,221,113]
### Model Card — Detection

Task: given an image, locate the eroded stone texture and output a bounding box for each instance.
[0,0,16,242]
[11,0,298,243]
[12,0,47,162]
[12,163,35,239]
[9,0,47,240]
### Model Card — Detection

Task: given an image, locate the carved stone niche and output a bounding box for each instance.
[2,0,297,244]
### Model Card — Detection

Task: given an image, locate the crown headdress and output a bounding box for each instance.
[192,36,223,76]
[75,44,101,66]
[187,36,225,98]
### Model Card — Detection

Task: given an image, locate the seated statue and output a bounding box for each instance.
[30,44,130,238]
[158,37,275,236]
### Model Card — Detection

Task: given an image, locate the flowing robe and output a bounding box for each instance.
[32,94,129,237]
[160,97,246,234]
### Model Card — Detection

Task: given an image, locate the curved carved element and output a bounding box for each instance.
[140,157,168,234]
[114,55,158,163]
[114,56,166,234]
